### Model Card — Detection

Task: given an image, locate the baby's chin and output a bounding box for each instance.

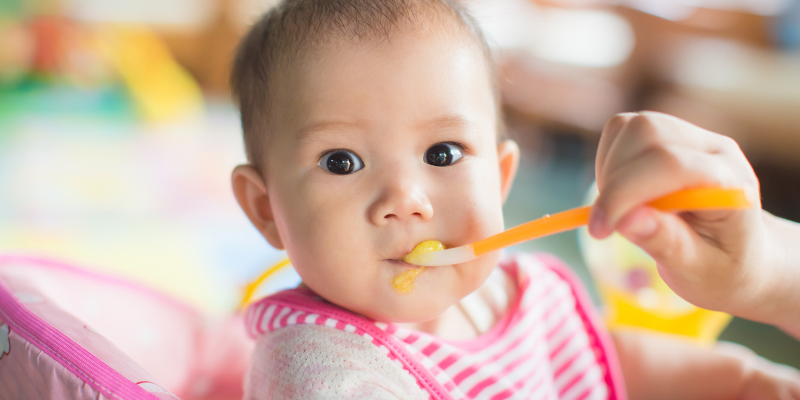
[299,253,499,324]
[368,282,483,323]
[300,275,454,323]
[359,259,499,323]
[354,294,456,324]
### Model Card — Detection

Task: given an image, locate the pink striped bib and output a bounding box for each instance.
[245,253,626,400]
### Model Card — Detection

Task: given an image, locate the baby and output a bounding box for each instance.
[229,0,800,398]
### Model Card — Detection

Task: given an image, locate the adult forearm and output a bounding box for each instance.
[760,211,800,339]
[612,330,747,400]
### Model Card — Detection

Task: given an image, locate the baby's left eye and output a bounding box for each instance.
[425,143,463,167]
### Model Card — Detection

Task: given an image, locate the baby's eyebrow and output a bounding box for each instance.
[416,115,474,133]
[294,121,362,143]
[294,115,474,143]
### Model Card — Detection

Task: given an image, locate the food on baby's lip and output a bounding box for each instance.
[401,240,445,264]
[392,240,445,294]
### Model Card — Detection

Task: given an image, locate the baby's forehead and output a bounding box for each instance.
[288,12,483,70]
[232,0,497,170]
[282,41,493,120]
[266,43,500,155]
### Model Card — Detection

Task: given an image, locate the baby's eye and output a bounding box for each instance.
[425,143,463,167]
[319,150,364,175]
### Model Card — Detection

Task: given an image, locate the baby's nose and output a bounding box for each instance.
[368,179,434,225]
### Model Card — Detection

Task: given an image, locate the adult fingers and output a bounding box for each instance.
[590,146,737,238]
[598,112,729,187]
[616,206,715,285]
[596,113,636,186]
[635,111,727,151]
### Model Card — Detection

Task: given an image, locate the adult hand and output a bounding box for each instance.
[590,111,768,320]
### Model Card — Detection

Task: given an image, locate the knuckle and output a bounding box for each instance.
[627,114,658,135]
[652,224,680,260]
[718,135,742,154]
[603,114,626,134]
[625,113,672,145]
[652,146,683,171]
[709,161,733,186]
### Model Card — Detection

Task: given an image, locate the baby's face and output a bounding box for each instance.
[257,31,515,322]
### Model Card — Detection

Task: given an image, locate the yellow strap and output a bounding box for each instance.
[239,258,292,310]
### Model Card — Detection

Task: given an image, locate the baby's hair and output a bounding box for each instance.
[231,0,503,172]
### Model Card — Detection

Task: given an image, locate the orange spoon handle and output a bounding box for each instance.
[648,187,750,211]
[471,187,750,257]
[472,206,590,256]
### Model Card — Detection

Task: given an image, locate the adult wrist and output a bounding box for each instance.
[734,211,793,326]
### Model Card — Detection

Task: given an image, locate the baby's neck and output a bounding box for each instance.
[397,267,517,341]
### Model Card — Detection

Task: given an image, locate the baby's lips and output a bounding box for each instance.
[399,240,447,264]
[387,247,416,262]
[387,241,434,261]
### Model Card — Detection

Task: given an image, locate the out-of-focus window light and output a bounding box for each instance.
[470,0,635,68]
[624,0,791,20]
[534,8,634,68]
[673,38,800,102]
[236,0,281,25]
[62,0,216,27]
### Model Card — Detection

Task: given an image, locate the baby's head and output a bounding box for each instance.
[231,0,520,323]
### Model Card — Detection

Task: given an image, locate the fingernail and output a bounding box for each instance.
[620,209,657,239]
[588,208,607,237]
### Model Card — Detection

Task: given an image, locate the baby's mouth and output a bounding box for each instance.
[385,246,418,264]
[386,241,446,294]
[398,240,446,265]
[385,258,421,268]
[385,240,447,267]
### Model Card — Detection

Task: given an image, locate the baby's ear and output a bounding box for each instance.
[497,140,520,204]
[231,165,285,249]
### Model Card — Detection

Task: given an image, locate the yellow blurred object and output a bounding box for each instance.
[96,25,203,122]
[600,282,732,343]
[239,258,292,310]
[579,184,733,344]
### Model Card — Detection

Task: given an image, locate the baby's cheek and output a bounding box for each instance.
[283,208,366,280]
[288,186,360,249]
[445,166,505,238]
[292,245,377,310]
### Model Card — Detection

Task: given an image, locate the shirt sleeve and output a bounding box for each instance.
[243,324,429,400]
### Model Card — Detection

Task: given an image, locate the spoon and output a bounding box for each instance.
[402,187,750,267]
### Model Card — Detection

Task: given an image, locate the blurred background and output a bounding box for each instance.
[1,0,798,368]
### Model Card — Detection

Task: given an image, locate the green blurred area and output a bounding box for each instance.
[0,79,134,124]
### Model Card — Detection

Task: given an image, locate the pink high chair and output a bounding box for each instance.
[0,255,254,400]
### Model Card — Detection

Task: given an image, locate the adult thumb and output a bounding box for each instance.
[616,206,700,270]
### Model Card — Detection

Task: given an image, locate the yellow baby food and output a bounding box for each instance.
[393,240,445,294]
[392,267,425,295]
[401,240,445,264]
